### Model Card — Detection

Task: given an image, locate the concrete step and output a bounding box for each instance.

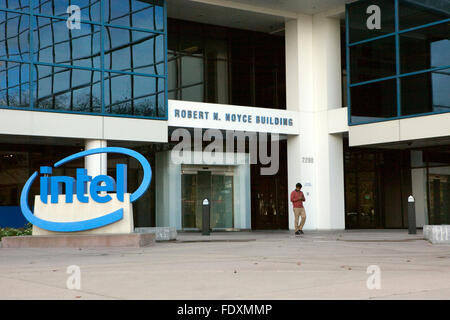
[1,233,155,248]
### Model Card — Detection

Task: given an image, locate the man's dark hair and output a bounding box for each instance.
[296,183,302,189]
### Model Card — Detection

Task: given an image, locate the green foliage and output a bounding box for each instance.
[0,223,32,240]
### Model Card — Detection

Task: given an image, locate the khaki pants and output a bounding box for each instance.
[293,208,306,232]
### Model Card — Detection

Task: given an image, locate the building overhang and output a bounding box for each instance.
[349,112,450,148]
[0,109,168,144]
[166,0,352,33]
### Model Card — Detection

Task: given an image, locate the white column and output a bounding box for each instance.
[85,139,107,177]
[285,13,346,231]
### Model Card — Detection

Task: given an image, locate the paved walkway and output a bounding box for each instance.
[0,230,449,300]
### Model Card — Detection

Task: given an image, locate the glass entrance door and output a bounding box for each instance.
[211,174,233,229]
[429,170,450,225]
[181,168,234,230]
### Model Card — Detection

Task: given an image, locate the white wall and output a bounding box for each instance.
[349,113,450,147]
[411,168,428,227]
[0,108,168,143]
[411,151,428,227]
[155,151,182,230]
[285,14,346,231]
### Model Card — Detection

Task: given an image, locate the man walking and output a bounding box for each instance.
[290,183,306,235]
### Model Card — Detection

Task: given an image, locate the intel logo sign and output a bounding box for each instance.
[20,147,152,232]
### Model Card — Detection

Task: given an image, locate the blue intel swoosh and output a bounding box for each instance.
[20,147,152,232]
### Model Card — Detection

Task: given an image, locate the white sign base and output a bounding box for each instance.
[32,193,133,236]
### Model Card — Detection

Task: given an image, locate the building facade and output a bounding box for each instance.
[0,0,448,231]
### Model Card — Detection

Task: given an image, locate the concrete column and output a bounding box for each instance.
[285,13,345,231]
[85,139,107,177]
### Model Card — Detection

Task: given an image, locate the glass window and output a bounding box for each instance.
[205,59,228,104]
[211,174,233,229]
[104,72,164,117]
[182,170,234,230]
[400,22,450,74]
[401,68,450,115]
[182,84,203,102]
[0,0,167,118]
[428,166,450,225]
[255,64,276,108]
[350,36,396,83]
[167,18,286,109]
[0,11,30,62]
[348,0,395,43]
[177,55,204,102]
[104,0,164,31]
[399,0,450,30]
[230,32,253,63]
[181,56,203,87]
[33,17,101,69]
[104,26,163,73]
[167,53,179,99]
[347,0,450,125]
[32,0,101,21]
[35,65,102,112]
[230,61,252,107]
[0,0,29,12]
[0,61,31,108]
[350,79,397,123]
[179,23,203,56]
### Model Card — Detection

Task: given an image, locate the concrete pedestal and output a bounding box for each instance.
[1,233,155,248]
[33,193,133,236]
[423,225,450,244]
[135,227,177,241]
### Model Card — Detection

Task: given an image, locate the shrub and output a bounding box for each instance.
[0,223,32,240]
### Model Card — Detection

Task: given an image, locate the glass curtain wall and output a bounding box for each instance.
[0,0,167,118]
[411,148,450,225]
[346,0,449,125]
[167,18,286,110]
[344,144,412,229]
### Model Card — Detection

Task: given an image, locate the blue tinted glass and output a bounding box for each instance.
[104,26,131,71]
[33,17,101,68]
[0,11,30,61]
[400,22,450,74]
[104,72,131,114]
[401,69,450,115]
[104,26,163,73]
[35,64,101,112]
[0,0,167,118]
[32,0,101,21]
[105,72,164,116]
[0,0,30,11]
[432,69,450,113]
[350,36,396,83]
[0,61,31,108]
[350,79,397,123]
[104,0,164,31]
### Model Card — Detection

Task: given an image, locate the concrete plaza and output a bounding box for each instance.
[0,230,449,300]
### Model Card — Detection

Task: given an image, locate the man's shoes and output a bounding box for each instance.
[299,230,304,235]
[295,231,301,236]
